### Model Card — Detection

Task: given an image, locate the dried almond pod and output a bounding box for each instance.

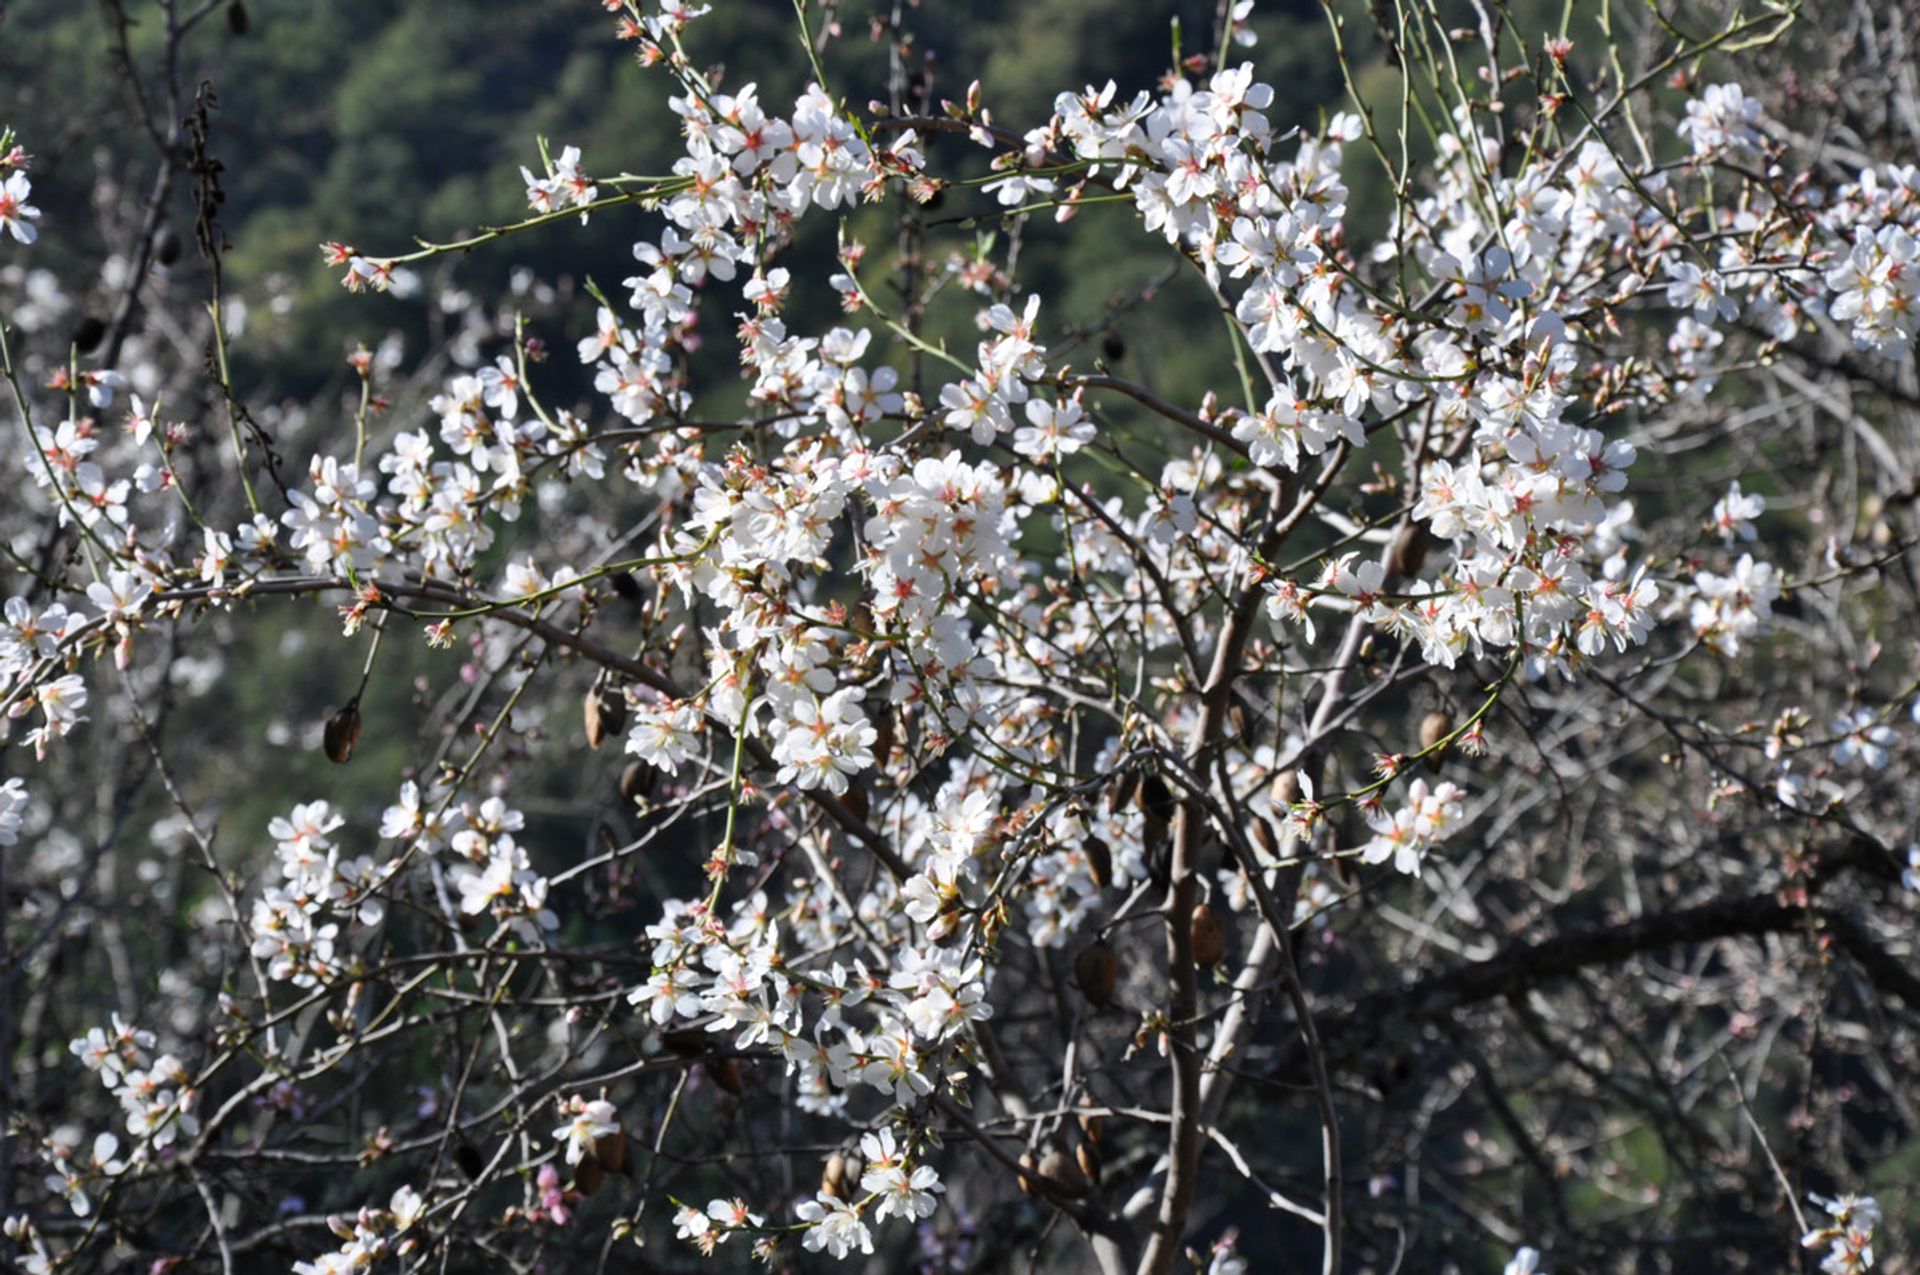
[705,1056,745,1097]
[584,683,626,750]
[1108,768,1142,815]
[1270,769,1300,809]
[1387,520,1432,580]
[1142,813,1171,887]
[1083,836,1113,890]
[454,1140,484,1180]
[71,315,107,355]
[323,702,362,765]
[1075,1137,1102,1187]
[618,760,651,805]
[1419,710,1454,771]
[1077,1112,1104,1145]
[1037,1148,1090,1197]
[1074,940,1118,1009]
[1227,701,1250,742]
[573,1153,605,1197]
[872,707,896,767]
[609,571,645,604]
[1017,1151,1039,1195]
[593,1128,629,1174]
[1138,773,1176,821]
[821,1151,861,1200]
[1190,903,1226,969]
[1251,816,1279,859]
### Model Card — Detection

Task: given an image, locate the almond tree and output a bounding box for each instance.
[2,1,1917,1272]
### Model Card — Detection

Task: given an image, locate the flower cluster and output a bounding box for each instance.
[51,1018,199,1217]
[292,1185,427,1275]
[1802,1193,1882,1275]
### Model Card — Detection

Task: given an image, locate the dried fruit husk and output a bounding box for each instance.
[1387,520,1432,581]
[1084,836,1113,890]
[1137,773,1176,821]
[1419,710,1453,752]
[573,1153,604,1197]
[1074,940,1118,1009]
[1142,813,1171,887]
[593,1128,629,1174]
[618,760,651,805]
[1017,1152,1039,1194]
[1251,816,1279,859]
[323,702,362,765]
[609,571,645,603]
[1075,1138,1102,1187]
[1190,903,1226,969]
[1037,1148,1090,1197]
[1270,769,1301,809]
[585,683,626,750]
[705,1056,745,1097]
[1077,1113,1104,1145]
[872,708,896,767]
[822,1151,861,1200]
[455,1140,484,1180]
[1108,768,1142,815]
[71,316,106,355]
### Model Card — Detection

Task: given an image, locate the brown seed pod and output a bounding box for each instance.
[1075,1138,1102,1187]
[1251,816,1279,859]
[584,683,626,750]
[1270,769,1300,809]
[1387,520,1432,581]
[705,1056,745,1097]
[1074,940,1118,1009]
[1190,903,1226,970]
[323,702,362,765]
[1142,812,1171,887]
[821,1151,860,1200]
[1137,773,1177,821]
[1419,710,1453,753]
[1083,836,1113,890]
[1077,1112,1104,1145]
[1017,1152,1039,1195]
[573,1154,605,1197]
[1037,1148,1090,1197]
[593,1128,629,1175]
[609,571,645,604]
[872,708,896,767]
[1227,702,1250,742]
[71,315,107,355]
[618,760,651,805]
[600,683,629,737]
[1108,768,1142,816]
[454,1140,484,1180]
